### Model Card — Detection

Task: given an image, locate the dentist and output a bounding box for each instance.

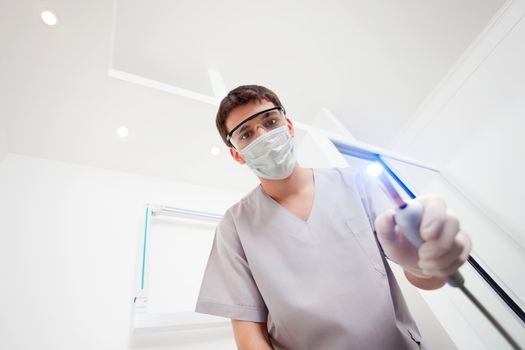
[195,85,471,350]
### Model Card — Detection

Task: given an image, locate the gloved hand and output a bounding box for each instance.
[374,195,472,280]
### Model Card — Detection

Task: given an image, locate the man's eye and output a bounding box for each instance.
[264,118,277,128]
[240,131,252,140]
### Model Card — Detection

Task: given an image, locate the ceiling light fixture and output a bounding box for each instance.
[41,10,58,26]
[117,126,129,138]
[210,147,220,156]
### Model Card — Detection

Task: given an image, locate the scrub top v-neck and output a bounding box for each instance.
[195,167,425,350]
[259,168,317,226]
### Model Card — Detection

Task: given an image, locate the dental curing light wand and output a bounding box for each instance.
[367,163,522,350]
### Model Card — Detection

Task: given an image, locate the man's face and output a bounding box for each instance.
[225,99,294,165]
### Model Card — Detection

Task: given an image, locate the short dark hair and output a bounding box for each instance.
[216,85,283,147]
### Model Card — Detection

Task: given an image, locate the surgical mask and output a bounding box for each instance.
[239,125,296,180]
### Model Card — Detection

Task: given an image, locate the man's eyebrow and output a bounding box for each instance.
[237,123,250,134]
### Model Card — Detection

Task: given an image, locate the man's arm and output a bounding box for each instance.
[231,319,274,350]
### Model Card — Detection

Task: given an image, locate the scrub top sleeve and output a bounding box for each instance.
[195,210,268,323]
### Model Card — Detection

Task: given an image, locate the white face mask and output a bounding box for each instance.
[239,125,297,180]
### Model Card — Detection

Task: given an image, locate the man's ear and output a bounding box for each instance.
[286,117,295,137]
[229,147,246,165]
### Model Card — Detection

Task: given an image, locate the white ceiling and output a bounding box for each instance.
[0,0,506,192]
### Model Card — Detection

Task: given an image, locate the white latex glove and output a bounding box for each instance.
[374,195,472,279]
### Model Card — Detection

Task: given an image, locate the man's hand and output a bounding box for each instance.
[374,195,472,289]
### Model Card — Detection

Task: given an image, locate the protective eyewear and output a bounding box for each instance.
[226,106,287,149]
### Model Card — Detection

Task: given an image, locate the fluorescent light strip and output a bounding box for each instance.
[108,69,220,105]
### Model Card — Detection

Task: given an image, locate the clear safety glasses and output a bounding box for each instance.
[226,106,287,149]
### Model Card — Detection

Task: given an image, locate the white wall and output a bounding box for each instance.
[389,0,525,348]
[392,0,525,247]
[390,0,525,299]
[0,153,242,350]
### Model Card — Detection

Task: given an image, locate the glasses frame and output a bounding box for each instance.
[226,106,287,148]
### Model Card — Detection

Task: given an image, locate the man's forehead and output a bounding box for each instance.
[225,100,276,132]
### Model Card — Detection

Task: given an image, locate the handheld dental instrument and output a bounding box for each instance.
[366,162,522,350]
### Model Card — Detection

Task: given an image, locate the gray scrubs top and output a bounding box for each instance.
[195,167,424,350]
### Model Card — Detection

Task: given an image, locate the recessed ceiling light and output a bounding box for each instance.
[210,146,220,156]
[41,10,58,26]
[117,126,129,138]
